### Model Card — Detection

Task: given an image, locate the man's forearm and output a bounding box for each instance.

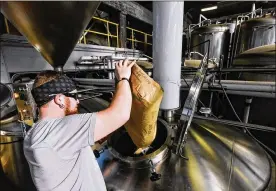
[110,80,132,120]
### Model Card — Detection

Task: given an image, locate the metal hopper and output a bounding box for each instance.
[1,1,100,71]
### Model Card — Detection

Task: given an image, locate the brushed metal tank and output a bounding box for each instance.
[0,121,36,190]
[0,1,100,69]
[79,99,273,191]
[233,15,276,57]
[190,24,230,67]
[96,119,273,191]
[232,15,276,81]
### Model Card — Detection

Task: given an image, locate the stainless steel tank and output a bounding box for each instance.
[233,15,276,57]
[232,15,276,81]
[190,24,231,67]
[80,100,274,191]
[96,118,274,191]
[0,120,36,190]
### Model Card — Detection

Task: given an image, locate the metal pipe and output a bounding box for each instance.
[251,3,256,18]
[192,114,276,132]
[54,66,63,73]
[74,78,276,93]
[181,68,276,73]
[213,80,275,86]
[210,84,275,92]
[181,88,275,98]
[163,110,174,123]
[181,79,275,92]
[243,97,253,123]
[153,2,184,110]
[107,60,113,79]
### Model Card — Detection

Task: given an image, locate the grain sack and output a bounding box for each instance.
[124,64,163,155]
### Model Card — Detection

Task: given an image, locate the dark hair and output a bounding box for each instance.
[33,70,60,88]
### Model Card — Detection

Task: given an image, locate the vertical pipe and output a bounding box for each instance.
[243,97,253,123]
[226,23,236,72]
[153,2,184,110]
[131,29,134,49]
[116,25,119,48]
[112,61,116,79]
[251,3,256,18]
[119,12,127,48]
[107,60,113,79]
[164,110,174,123]
[54,67,63,73]
[107,22,110,47]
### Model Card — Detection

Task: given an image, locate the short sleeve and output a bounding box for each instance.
[47,113,97,155]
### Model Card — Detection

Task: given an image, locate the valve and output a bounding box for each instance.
[149,159,161,182]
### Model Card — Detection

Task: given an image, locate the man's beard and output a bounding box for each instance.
[65,98,79,116]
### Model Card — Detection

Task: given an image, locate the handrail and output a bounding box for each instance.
[79,16,152,50]
[79,16,119,47]
[126,26,152,50]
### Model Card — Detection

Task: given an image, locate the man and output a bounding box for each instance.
[24,59,135,191]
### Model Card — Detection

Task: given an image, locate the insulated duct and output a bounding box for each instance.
[153,2,184,110]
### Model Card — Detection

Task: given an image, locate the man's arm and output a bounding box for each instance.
[94,59,135,142]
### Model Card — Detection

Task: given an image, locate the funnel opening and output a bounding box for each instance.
[107,119,171,167]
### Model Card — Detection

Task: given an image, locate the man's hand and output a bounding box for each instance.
[115,59,136,80]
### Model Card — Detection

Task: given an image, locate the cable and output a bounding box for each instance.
[219,83,276,156]
[220,84,242,123]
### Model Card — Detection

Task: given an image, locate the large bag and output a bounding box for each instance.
[124,64,163,154]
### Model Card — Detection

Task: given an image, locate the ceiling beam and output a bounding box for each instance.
[102,1,152,25]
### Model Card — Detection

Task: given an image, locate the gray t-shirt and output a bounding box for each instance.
[23,113,107,191]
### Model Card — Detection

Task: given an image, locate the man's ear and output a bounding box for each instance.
[54,94,65,107]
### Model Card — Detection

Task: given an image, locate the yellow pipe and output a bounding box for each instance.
[4,18,10,34]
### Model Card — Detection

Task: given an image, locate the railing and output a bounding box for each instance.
[126,27,152,49]
[79,17,152,50]
[79,16,119,47]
